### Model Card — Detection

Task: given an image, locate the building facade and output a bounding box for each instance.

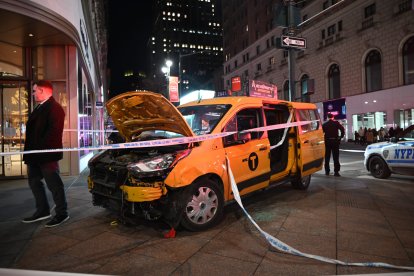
[0,0,108,178]
[222,0,414,140]
[149,0,223,99]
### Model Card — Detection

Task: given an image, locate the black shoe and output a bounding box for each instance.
[334,172,341,177]
[22,212,51,223]
[325,172,330,176]
[45,215,70,228]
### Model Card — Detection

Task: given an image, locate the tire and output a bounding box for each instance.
[369,156,391,179]
[291,174,311,190]
[180,178,224,231]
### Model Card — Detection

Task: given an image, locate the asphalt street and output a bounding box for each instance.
[1,143,414,275]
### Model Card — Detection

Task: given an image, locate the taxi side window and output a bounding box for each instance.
[296,109,320,134]
[223,108,263,146]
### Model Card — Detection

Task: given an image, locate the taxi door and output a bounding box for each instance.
[223,107,270,197]
[295,108,325,176]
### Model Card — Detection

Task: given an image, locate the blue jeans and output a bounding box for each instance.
[27,162,68,217]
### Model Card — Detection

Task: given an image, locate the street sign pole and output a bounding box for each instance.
[288,0,296,102]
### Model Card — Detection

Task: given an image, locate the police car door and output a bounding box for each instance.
[223,108,270,197]
[386,127,414,176]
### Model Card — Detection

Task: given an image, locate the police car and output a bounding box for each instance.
[364,125,414,179]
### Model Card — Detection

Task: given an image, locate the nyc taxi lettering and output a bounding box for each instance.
[248,152,259,171]
[394,149,414,159]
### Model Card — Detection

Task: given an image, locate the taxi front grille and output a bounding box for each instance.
[90,164,128,188]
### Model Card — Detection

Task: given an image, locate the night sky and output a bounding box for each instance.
[107,1,153,95]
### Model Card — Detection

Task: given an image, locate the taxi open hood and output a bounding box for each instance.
[106,91,194,141]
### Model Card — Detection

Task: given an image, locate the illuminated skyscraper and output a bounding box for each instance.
[149,0,223,98]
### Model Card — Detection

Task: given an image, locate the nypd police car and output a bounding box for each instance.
[364,125,414,179]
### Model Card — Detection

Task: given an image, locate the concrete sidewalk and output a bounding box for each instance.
[1,144,414,275]
[0,170,91,268]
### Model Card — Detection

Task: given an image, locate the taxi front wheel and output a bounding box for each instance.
[180,178,224,231]
[291,175,311,190]
[369,156,391,179]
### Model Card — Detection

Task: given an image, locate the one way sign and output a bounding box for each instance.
[281,35,307,49]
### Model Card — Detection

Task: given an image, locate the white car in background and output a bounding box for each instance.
[364,125,414,179]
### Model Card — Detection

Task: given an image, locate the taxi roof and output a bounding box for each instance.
[178,96,318,110]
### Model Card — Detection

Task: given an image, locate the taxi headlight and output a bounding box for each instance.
[127,149,191,173]
[128,154,175,172]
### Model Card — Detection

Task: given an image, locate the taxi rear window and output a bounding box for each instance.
[296,109,320,133]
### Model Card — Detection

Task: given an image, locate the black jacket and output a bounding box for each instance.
[23,97,65,164]
[322,119,345,139]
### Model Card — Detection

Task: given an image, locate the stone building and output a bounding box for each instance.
[222,0,414,139]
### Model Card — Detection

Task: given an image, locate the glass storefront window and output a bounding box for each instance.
[0,81,29,177]
[32,46,66,80]
[352,111,387,131]
[79,83,94,157]
[0,42,24,77]
[395,108,414,129]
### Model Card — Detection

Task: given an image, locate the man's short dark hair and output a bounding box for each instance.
[34,80,53,91]
[327,113,334,119]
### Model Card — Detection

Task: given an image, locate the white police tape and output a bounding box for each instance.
[6,117,413,270]
[225,157,414,271]
[0,119,313,156]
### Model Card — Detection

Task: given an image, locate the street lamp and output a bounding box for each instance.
[161,59,173,98]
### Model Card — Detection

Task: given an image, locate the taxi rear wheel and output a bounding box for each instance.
[369,156,391,179]
[180,178,224,232]
[291,175,311,190]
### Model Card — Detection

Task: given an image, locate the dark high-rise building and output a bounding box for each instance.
[149,0,223,98]
[222,0,277,62]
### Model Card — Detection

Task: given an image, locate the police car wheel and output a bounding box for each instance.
[291,175,311,190]
[369,156,391,179]
[181,178,224,232]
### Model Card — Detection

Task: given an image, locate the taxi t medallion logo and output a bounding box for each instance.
[248,152,259,171]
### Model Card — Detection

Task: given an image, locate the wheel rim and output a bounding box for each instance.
[301,175,310,186]
[372,159,383,176]
[185,186,218,225]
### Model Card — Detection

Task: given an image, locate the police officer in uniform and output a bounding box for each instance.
[322,113,345,176]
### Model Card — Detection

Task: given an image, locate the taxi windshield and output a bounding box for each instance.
[178,104,231,135]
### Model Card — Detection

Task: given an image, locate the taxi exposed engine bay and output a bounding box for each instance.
[88,91,325,231]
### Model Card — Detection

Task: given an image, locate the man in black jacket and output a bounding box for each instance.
[322,113,345,177]
[22,80,69,227]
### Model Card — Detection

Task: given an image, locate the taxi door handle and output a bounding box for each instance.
[259,146,268,151]
[303,140,310,144]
